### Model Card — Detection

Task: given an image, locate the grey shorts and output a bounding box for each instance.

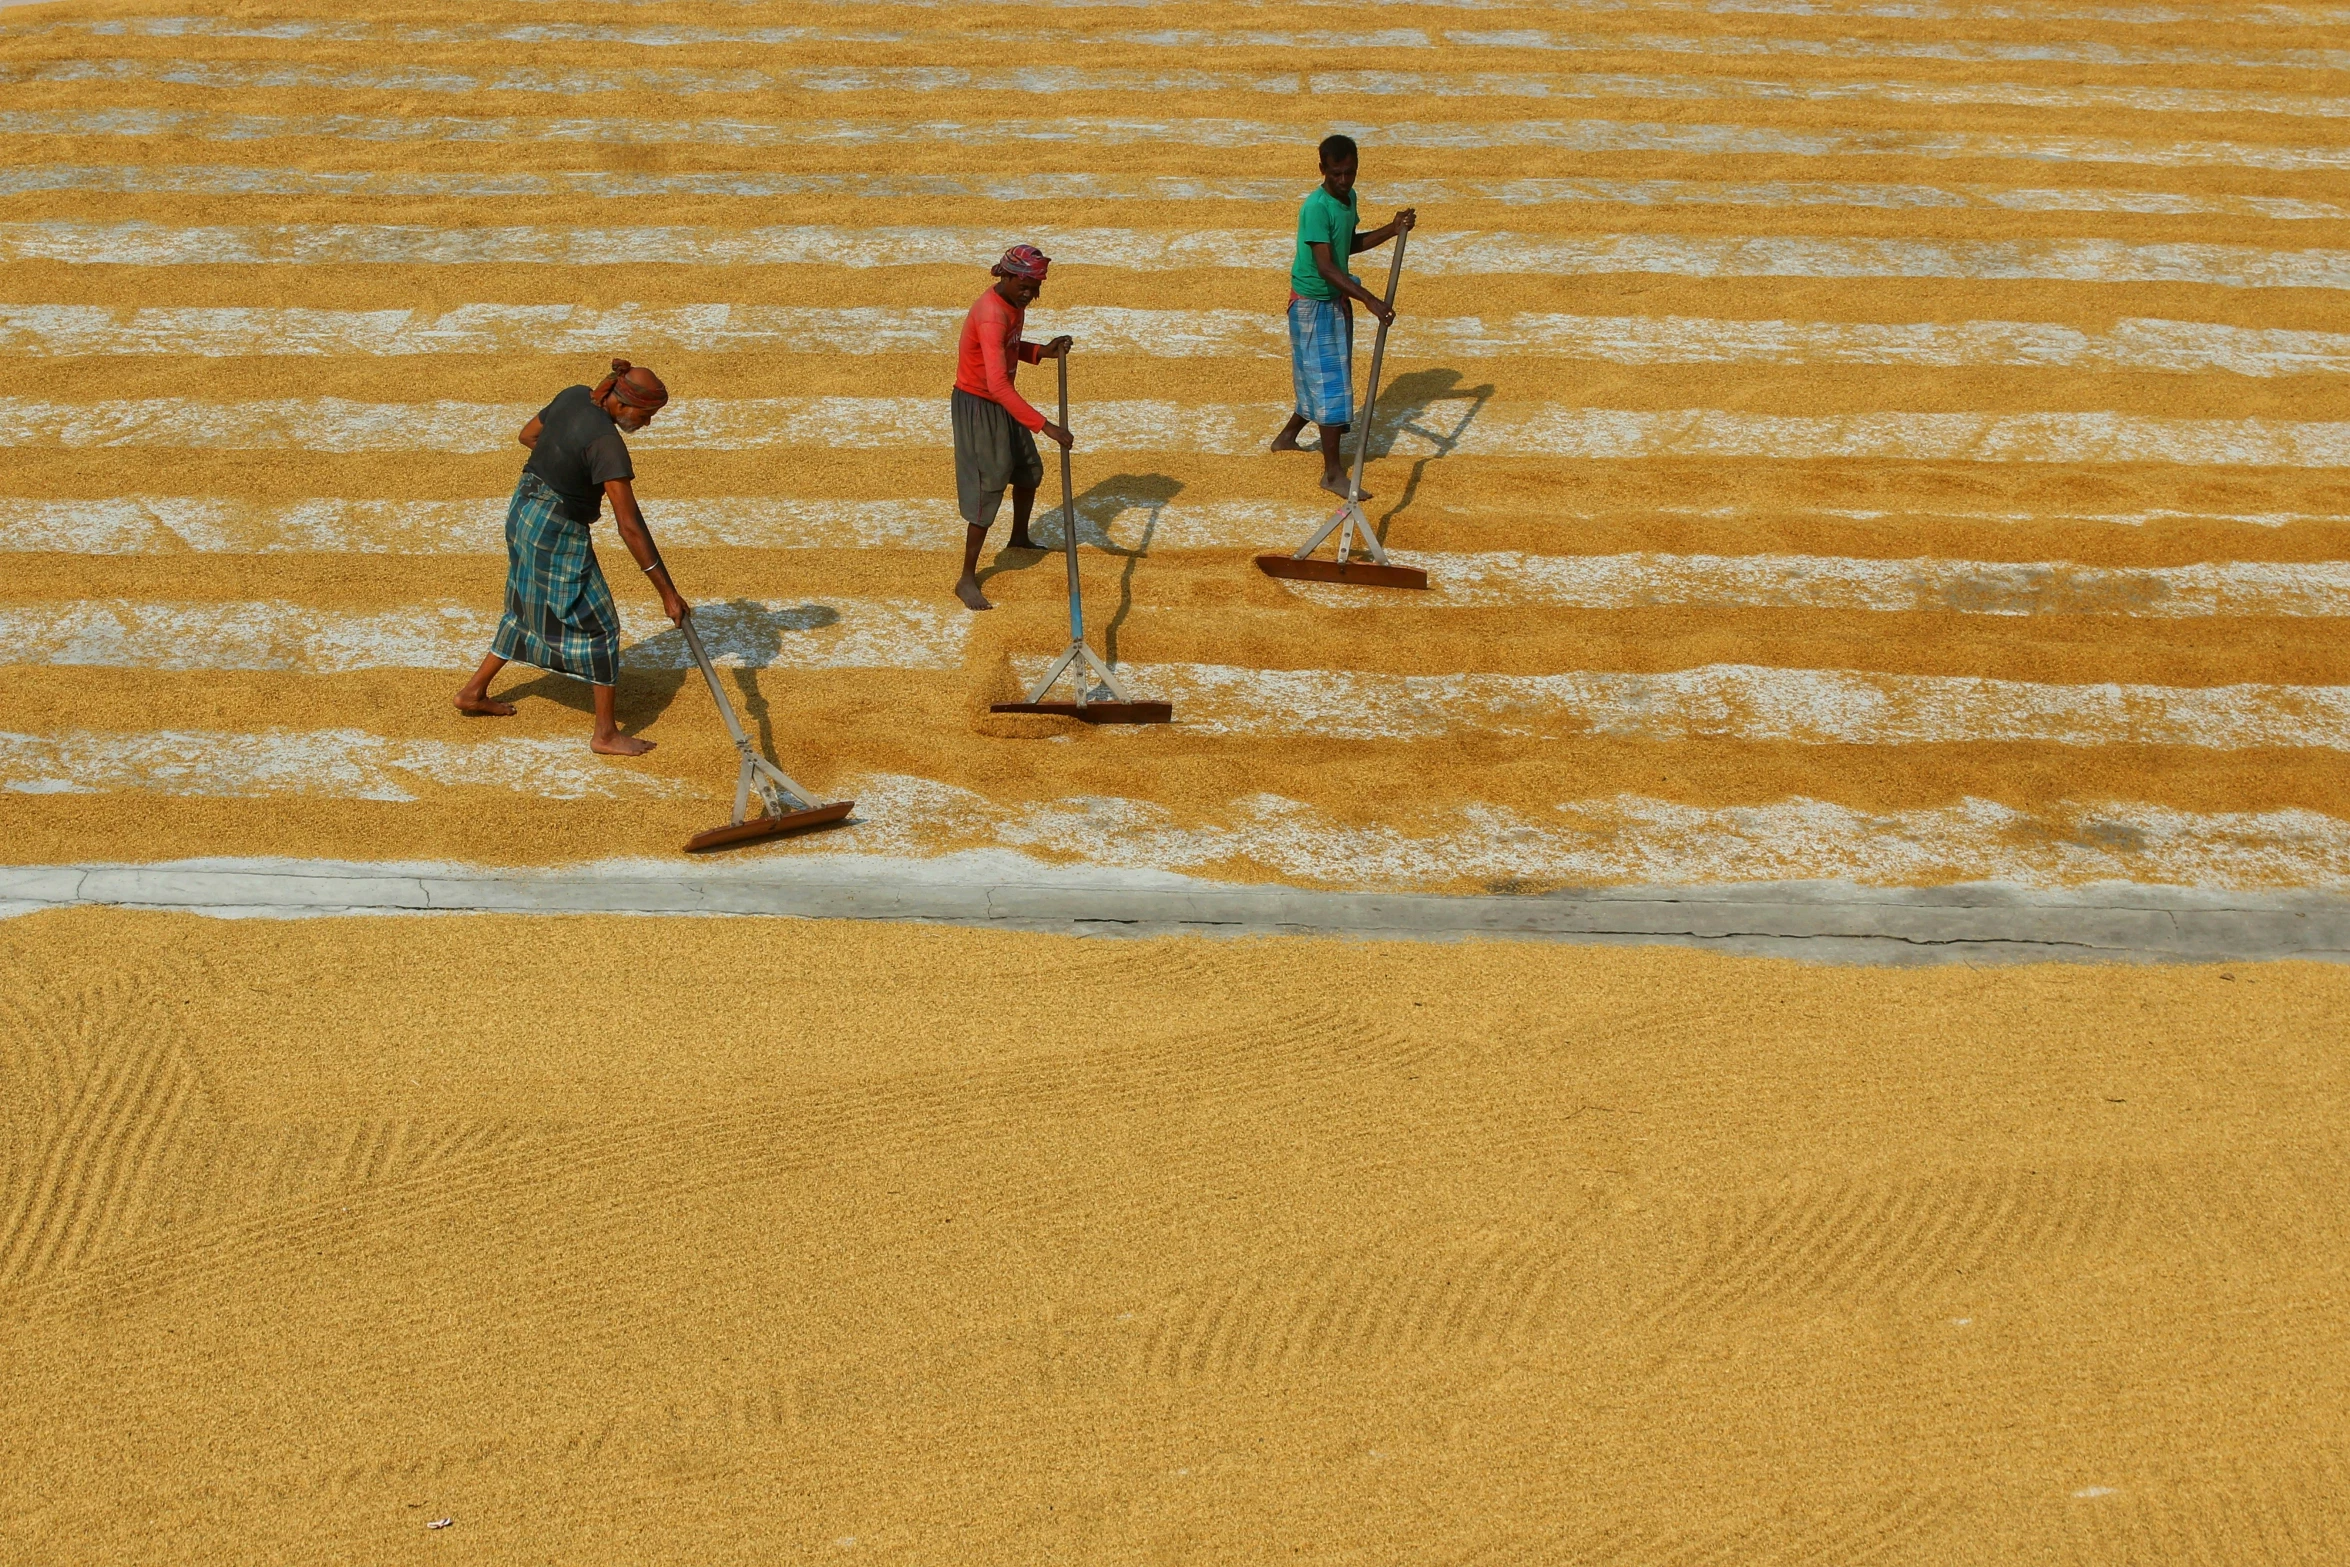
[952,387,1046,527]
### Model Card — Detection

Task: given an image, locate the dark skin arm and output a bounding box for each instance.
[606,479,688,624]
[1309,200,1417,324]
[1310,242,1395,325]
[1351,210,1415,254]
[990,276,1074,448]
[1021,335,1077,449]
[513,417,686,623]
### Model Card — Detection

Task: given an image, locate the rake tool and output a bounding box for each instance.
[1255,226,1428,592]
[679,609,854,852]
[990,350,1174,725]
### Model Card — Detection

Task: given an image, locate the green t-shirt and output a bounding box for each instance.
[1289,184,1359,301]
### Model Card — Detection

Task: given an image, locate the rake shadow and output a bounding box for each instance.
[1363,367,1496,543]
[974,474,1184,678]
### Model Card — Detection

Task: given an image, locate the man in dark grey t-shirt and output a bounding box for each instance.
[525,383,637,523]
[454,360,689,756]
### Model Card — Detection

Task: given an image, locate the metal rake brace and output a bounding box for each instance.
[1254,226,1428,592]
[679,610,854,851]
[990,351,1173,725]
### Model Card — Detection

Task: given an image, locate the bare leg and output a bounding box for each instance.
[1004,483,1041,551]
[590,683,654,756]
[955,520,993,610]
[1270,412,1311,454]
[454,651,515,716]
[1317,423,1371,501]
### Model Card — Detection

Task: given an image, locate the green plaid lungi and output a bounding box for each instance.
[491,470,621,686]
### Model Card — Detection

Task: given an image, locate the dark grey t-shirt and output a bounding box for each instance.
[525,384,634,523]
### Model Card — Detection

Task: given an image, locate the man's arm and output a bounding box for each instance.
[980,314,1073,447]
[604,478,688,625]
[1350,207,1417,253]
[1311,242,1394,324]
[1020,335,1073,362]
[517,416,543,449]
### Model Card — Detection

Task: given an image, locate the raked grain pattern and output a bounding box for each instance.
[3,912,2345,1560]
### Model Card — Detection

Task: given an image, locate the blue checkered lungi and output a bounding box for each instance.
[1289,295,1355,428]
[491,470,622,686]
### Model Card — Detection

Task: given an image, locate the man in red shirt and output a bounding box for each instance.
[952,243,1072,611]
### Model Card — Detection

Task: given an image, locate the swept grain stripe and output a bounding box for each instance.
[19,398,2350,466]
[1439,24,2350,71]
[18,223,2350,290]
[0,729,695,804]
[1087,662,2350,749]
[19,306,2350,378]
[9,768,2350,890]
[727,0,2350,21]
[841,774,2350,890]
[5,494,1011,553]
[1301,555,2350,617]
[21,13,2350,70]
[12,557,2349,681]
[1562,0,2343,22]
[1742,0,2336,19]
[17,496,2345,557]
[1317,70,2350,119]
[0,599,969,674]
[14,56,2350,121]
[8,109,2349,172]
[14,164,2346,221]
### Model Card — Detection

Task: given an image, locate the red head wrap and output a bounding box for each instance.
[593,358,669,411]
[990,244,1051,282]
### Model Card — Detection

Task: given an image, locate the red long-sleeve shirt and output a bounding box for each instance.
[955,287,1046,432]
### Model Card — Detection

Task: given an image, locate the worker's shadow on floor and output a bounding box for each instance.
[491,598,836,751]
[1363,368,1495,541]
[976,474,1182,670]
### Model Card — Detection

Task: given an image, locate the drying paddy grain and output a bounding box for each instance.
[3,908,2345,1562]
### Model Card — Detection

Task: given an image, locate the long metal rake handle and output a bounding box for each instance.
[1057,350,1081,644]
[680,612,749,753]
[1347,225,1408,502]
[1015,348,1136,708]
[680,609,818,821]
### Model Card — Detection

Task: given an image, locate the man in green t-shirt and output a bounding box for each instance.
[1271,133,1415,500]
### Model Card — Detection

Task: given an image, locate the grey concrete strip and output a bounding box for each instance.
[5,856,2349,964]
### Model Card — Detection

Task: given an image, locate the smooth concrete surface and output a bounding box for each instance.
[5,857,2348,964]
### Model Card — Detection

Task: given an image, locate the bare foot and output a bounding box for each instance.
[1004,533,1040,552]
[1320,474,1372,501]
[454,689,515,717]
[1269,432,1309,453]
[591,732,656,757]
[955,576,994,611]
